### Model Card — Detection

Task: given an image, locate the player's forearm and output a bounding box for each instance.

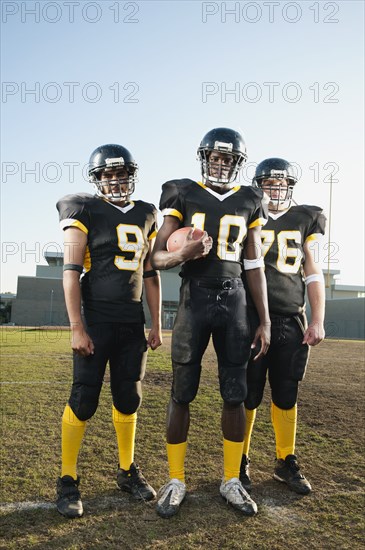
[63,271,84,328]
[245,269,271,325]
[307,282,325,325]
[150,249,186,270]
[144,274,162,328]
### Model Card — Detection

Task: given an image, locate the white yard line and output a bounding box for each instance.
[1,381,68,385]
[0,496,131,513]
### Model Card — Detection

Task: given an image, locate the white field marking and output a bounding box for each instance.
[1,381,69,385]
[0,352,72,359]
[260,497,301,523]
[0,501,55,512]
[0,496,136,513]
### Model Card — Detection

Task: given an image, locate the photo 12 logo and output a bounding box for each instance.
[1,2,140,24]
[201,81,340,103]
[240,160,339,186]
[2,161,89,184]
[201,2,340,24]
[1,81,140,103]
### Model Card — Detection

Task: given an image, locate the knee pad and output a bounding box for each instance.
[244,388,264,410]
[245,356,267,409]
[112,381,142,415]
[171,387,197,405]
[171,363,200,405]
[220,369,247,405]
[69,385,100,421]
[271,380,298,410]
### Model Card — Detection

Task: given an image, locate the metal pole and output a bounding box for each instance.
[326,174,333,289]
[50,289,54,325]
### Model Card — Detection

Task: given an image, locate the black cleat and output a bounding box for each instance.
[117,463,156,501]
[273,454,312,495]
[239,454,252,493]
[56,475,83,518]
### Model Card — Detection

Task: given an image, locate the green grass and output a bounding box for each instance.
[0,328,364,549]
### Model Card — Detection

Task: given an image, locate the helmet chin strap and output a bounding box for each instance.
[92,175,136,203]
[200,151,242,187]
[268,198,292,212]
[263,183,294,212]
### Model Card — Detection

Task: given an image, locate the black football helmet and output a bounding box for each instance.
[253,157,298,211]
[197,127,247,187]
[88,144,138,203]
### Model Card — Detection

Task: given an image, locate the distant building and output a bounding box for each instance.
[323,269,365,300]
[10,252,67,326]
[9,256,365,339]
[10,252,181,329]
[0,292,16,324]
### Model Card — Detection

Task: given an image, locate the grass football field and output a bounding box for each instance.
[0,328,364,549]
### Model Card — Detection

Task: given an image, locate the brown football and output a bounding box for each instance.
[166,227,205,252]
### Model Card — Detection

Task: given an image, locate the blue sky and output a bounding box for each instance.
[1,0,364,292]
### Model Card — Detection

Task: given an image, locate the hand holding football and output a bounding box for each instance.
[166,227,205,252]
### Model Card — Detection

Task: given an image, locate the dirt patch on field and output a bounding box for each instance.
[147,337,364,443]
[2,332,363,550]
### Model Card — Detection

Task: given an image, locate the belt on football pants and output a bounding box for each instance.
[191,278,243,290]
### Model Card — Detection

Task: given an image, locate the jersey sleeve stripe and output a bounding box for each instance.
[83,246,91,272]
[161,208,183,221]
[305,232,324,243]
[148,229,158,240]
[248,217,267,229]
[60,218,88,234]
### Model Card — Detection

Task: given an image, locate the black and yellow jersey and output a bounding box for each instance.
[160,179,267,278]
[57,193,157,324]
[260,205,326,315]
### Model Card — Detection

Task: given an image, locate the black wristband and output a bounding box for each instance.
[143,269,159,279]
[63,263,83,273]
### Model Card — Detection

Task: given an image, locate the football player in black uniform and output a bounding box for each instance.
[240,157,326,495]
[55,144,162,518]
[150,128,271,518]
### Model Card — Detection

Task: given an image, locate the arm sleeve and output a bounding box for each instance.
[56,194,90,234]
[304,208,327,243]
[159,180,184,221]
[248,188,269,229]
[147,205,158,240]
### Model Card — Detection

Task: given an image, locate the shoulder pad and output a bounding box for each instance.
[56,193,93,211]
[294,204,326,222]
[159,179,195,211]
[247,185,264,200]
[162,178,195,194]
[299,204,324,215]
[133,200,157,213]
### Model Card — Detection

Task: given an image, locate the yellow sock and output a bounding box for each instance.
[112,406,137,471]
[166,442,187,482]
[243,408,257,456]
[271,402,297,459]
[61,404,86,479]
[223,438,244,481]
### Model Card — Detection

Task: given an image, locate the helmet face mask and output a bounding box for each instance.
[197,128,247,188]
[260,178,294,212]
[88,144,138,203]
[253,159,297,212]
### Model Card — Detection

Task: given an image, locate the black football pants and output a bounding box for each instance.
[171,278,252,405]
[68,322,147,420]
[245,312,310,410]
